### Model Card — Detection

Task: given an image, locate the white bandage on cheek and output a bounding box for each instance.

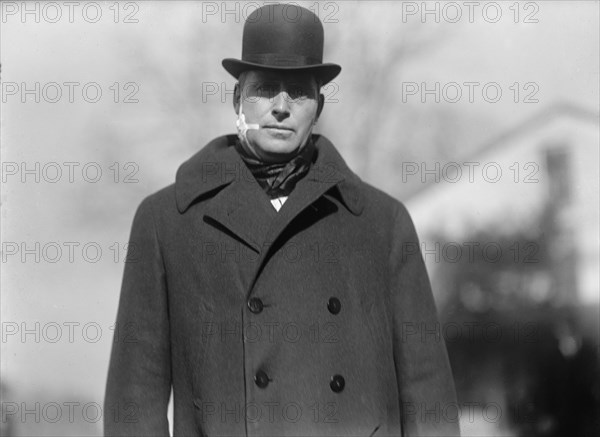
[236,102,259,137]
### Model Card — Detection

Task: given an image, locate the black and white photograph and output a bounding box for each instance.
[1,1,599,436]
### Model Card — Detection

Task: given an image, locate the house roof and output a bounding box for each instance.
[404,102,599,201]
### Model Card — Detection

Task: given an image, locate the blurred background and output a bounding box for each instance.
[1,1,598,435]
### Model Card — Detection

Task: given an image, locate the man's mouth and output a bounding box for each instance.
[263,125,294,132]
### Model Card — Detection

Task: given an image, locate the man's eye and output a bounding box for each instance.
[257,84,278,96]
[287,87,310,100]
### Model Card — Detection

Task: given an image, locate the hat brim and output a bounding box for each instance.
[222,58,341,85]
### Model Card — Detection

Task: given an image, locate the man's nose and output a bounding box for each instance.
[271,91,291,119]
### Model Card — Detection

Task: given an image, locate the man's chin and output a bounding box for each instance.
[253,139,303,163]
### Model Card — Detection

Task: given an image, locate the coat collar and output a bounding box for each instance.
[175,134,364,216]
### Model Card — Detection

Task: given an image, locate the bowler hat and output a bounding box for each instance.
[222,4,341,85]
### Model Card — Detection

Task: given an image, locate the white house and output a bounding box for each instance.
[405,103,599,306]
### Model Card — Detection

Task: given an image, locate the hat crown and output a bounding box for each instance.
[241,4,324,67]
[221,3,341,84]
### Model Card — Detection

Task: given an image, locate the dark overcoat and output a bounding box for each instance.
[104,134,459,437]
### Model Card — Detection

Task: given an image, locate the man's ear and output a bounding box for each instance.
[315,93,325,123]
[233,82,241,114]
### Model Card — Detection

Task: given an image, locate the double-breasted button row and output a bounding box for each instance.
[248,297,342,394]
[249,297,340,315]
[247,297,263,314]
[254,371,345,393]
[327,299,344,393]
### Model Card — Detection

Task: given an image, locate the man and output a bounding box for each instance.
[104,4,459,437]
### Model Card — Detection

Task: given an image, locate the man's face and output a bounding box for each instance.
[235,69,324,163]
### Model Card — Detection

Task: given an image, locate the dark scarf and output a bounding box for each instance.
[234,139,317,199]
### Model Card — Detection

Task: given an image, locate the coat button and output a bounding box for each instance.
[327,297,341,315]
[248,297,264,314]
[254,370,270,388]
[330,374,345,393]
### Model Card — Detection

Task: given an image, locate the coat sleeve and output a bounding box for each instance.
[104,197,171,436]
[389,202,460,437]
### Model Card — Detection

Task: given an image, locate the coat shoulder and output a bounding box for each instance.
[131,134,235,216]
[356,178,414,224]
[145,183,177,208]
[130,183,178,227]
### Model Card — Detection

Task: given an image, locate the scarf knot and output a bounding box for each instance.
[234,139,317,198]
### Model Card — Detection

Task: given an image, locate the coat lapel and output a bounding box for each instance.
[176,135,276,252]
[266,134,365,236]
[175,134,364,268]
[203,175,277,253]
[263,158,345,252]
[246,136,365,294]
